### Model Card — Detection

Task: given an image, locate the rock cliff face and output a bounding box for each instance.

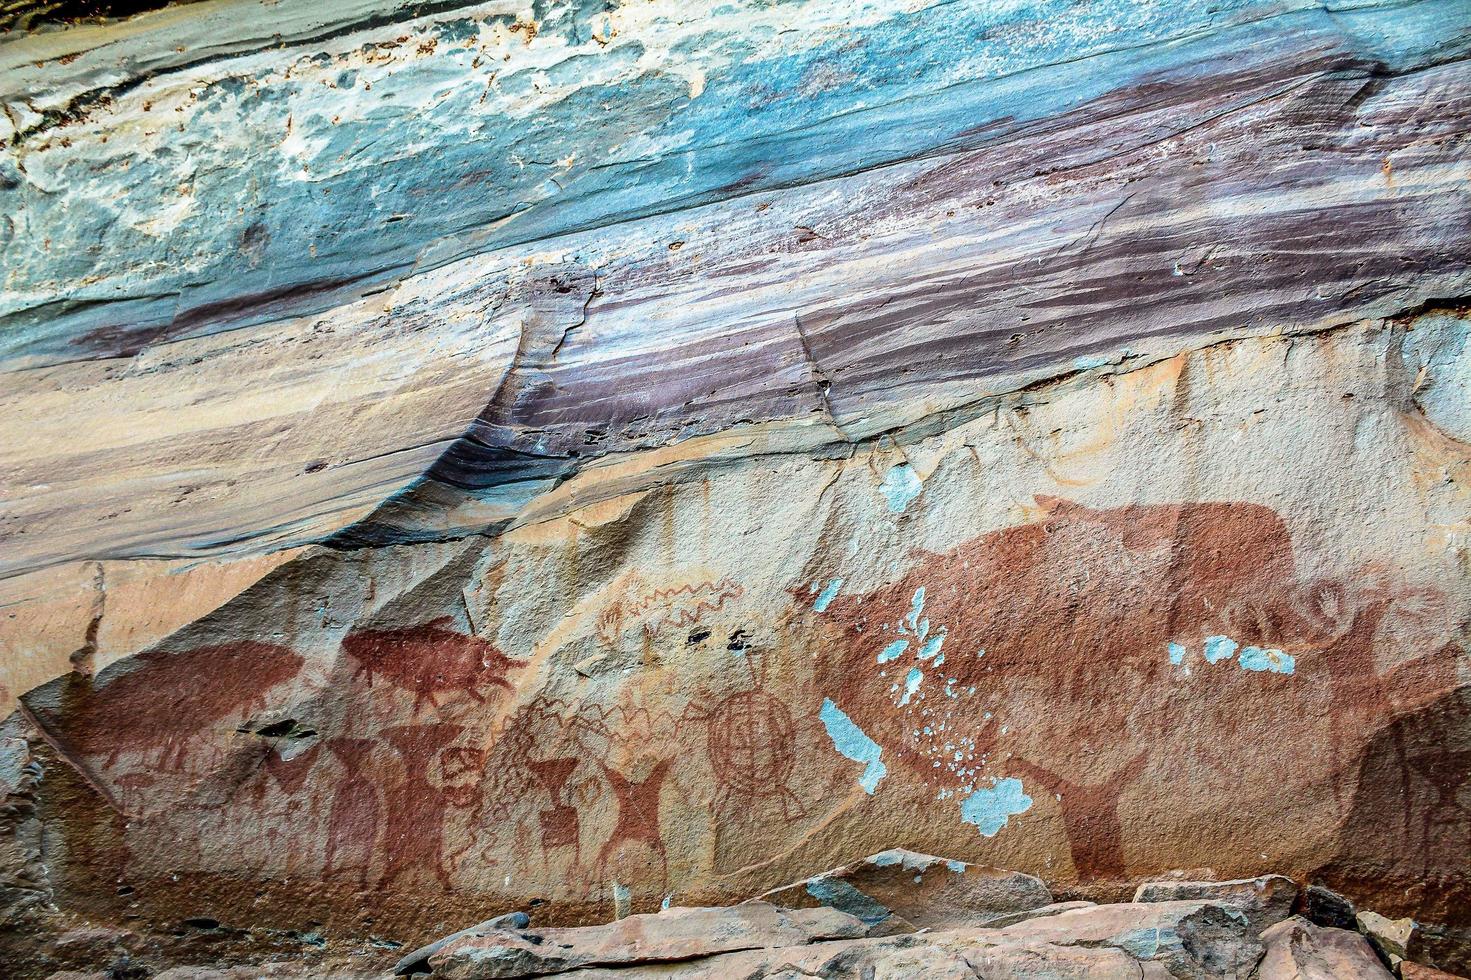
[1,0,1469,974]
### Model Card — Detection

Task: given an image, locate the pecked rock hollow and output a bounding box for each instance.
[0,0,1469,974]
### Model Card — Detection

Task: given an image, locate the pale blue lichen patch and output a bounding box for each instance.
[945,859,967,874]
[1238,646,1295,674]
[880,463,923,513]
[899,667,923,706]
[904,587,926,633]
[959,778,1033,837]
[876,585,949,680]
[612,881,632,919]
[820,698,887,794]
[1203,635,1239,664]
[814,578,843,612]
[1170,634,1297,676]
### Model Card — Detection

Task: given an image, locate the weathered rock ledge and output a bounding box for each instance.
[3,0,1469,976]
[33,853,1471,979]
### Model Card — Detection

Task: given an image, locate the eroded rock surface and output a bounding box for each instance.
[755,848,1053,932]
[423,892,1290,978]
[428,903,866,978]
[1257,917,1393,980]
[1135,875,1299,934]
[1302,885,1358,932]
[1,0,1469,976]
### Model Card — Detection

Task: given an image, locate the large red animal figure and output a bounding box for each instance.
[33,640,304,773]
[809,498,1459,882]
[340,617,525,712]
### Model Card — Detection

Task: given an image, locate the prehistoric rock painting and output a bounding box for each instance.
[251,741,322,875]
[596,757,674,880]
[1004,753,1149,881]
[474,697,684,896]
[596,575,746,652]
[704,690,800,818]
[446,579,836,903]
[322,737,379,889]
[527,757,583,854]
[379,724,478,891]
[12,497,1464,940]
[807,498,1464,881]
[340,618,524,712]
[25,641,303,793]
[1323,684,1471,927]
[6,0,1471,969]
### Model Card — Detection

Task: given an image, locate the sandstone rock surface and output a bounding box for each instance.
[1355,913,1471,979]
[1400,964,1471,980]
[1257,917,1393,980]
[396,912,531,976]
[1302,885,1358,931]
[1,0,1469,975]
[432,893,1291,978]
[1135,874,1299,934]
[1359,911,1417,970]
[755,848,1053,932]
[428,902,865,978]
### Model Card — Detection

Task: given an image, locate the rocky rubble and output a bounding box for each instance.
[3,0,1470,976]
[404,863,1417,979]
[1257,918,1391,980]
[1354,913,1471,980]
[31,853,1471,978]
[753,849,1057,933]
[410,863,1465,979]
[1133,874,1299,935]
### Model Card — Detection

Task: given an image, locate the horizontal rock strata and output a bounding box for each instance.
[1,0,1468,976]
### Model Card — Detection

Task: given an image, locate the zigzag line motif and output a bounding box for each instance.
[613,578,745,635]
[488,696,684,743]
